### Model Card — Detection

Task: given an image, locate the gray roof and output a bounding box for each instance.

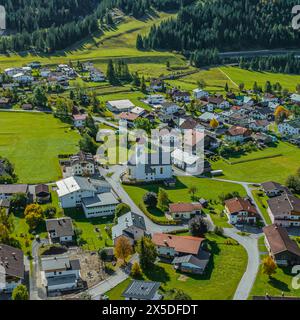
[122,280,161,299]
[112,212,146,240]
[82,192,119,208]
[172,252,210,270]
[70,151,94,166]
[268,193,300,217]
[41,255,80,272]
[46,217,74,238]
[261,181,290,193]
[47,274,77,287]
[0,199,10,208]
[0,244,24,279]
[0,184,28,194]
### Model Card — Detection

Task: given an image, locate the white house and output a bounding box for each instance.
[56,176,111,208]
[40,69,51,78]
[262,93,279,103]
[72,114,87,128]
[147,94,165,105]
[0,184,29,200]
[225,197,258,225]
[69,151,95,176]
[45,217,75,244]
[290,93,300,104]
[12,73,33,84]
[126,145,173,183]
[106,100,135,113]
[0,245,24,293]
[160,102,180,115]
[41,254,81,294]
[278,120,300,136]
[207,96,230,110]
[90,71,105,82]
[171,148,203,175]
[131,106,146,116]
[193,88,209,99]
[4,68,22,77]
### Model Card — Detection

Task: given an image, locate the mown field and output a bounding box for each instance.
[0,112,80,183]
[106,233,248,300]
[211,141,300,183]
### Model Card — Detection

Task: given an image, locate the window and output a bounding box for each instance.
[160,167,163,174]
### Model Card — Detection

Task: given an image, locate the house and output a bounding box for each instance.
[40,69,51,78]
[131,107,146,116]
[90,70,105,82]
[126,146,173,183]
[249,119,270,132]
[267,193,300,227]
[122,280,162,300]
[171,148,205,175]
[12,73,33,84]
[112,212,147,246]
[160,102,180,115]
[35,184,50,203]
[4,67,23,77]
[290,93,300,104]
[198,112,217,123]
[207,95,230,110]
[106,100,135,113]
[193,88,209,99]
[278,119,300,136]
[224,197,258,225]
[261,181,290,198]
[226,112,249,126]
[69,151,95,176]
[56,176,111,207]
[147,94,165,105]
[226,126,252,143]
[0,199,10,215]
[0,244,24,293]
[179,117,203,131]
[152,233,210,274]
[46,217,75,244]
[262,93,278,103]
[119,112,139,127]
[72,114,87,128]
[251,132,274,145]
[81,192,119,218]
[149,79,164,92]
[250,107,273,120]
[0,98,11,108]
[41,254,81,294]
[172,90,191,103]
[21,103,33,110]
[0,184,29,200]
[168,202,202,220]
[263,224,300,266]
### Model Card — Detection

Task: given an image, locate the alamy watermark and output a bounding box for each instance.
[0,6,5,30]
[292,5,300,30]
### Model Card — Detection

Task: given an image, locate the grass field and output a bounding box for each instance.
[211,142,300,183]
[106,233,247,300]
[0,112,80,183]
[123,177,246,222]
[251,189,272,225]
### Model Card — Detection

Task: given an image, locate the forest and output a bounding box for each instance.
[141,0,300,52]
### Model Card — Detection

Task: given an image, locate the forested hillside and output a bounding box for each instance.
[0,0,184,53]
[141,0,300,52]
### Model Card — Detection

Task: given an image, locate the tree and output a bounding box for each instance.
[32,87,47,108]
[189,216,208,237]
[143,192,158,208]
[106,59,118,85]
[10,193,28,210]
[171,289,192,300]
[79,133,98,154]
[85,114,98,139]
[114,237,132,264]
[115,203,131,219]
[157,188,169,211]
[12,284,29,300]
[262,256,277,278]
[134,118,152,133]
[209,118,219,129]
[137,236,157,270]
[24,204,44,230]
[197,79,206,89]
[224,82,229,92]
[44,206,57,219]
[239,83,245,92]
[0,208,14,243]
[264,81,272,93]
[130,262,142,278]
[286,175,300,194]
[274,106,289,123]
[188,185,198,201]
[136,34,144,50]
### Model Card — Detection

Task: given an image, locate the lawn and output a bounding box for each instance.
[0,112,80,184]
[251,189,272,225]
[64,208,113,251]
[123,177,246,222]
[220,66,300,92]
[106,233,248,300]
[211,142,300,183]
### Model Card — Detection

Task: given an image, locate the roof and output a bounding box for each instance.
[208,96,225,104]
[0,184,28,195]
[0,244,24,279]
[73,114,87,121]
[46,217,74,238]
[199,112,216,122]
[122,280,161,300]
[119,112,139,121]
[263,224,300,256]
[171,148,200,165]
[70,151,94,165]
[291,93,300,102]
[227,126,251,137]
[267,193,300,217]
[41,255,80,272]
[47,274,77,287]
[261,181,289,193]
[152,233,204,255]
[225,197,257,215]
[0,199,10,208]
[127,149,171,168]
[112,212,146,240]
[35,184,50,196]
[107,99,134,110]
[179,118,200,130]
[81,192,119,208]
[131,107,145,115]
[169,202,202,213]
[172,252,210,269]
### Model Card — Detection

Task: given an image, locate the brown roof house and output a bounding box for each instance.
[0,244,24,293]
[168,202,202,220]
[261,181,290,198]
[0,184,29,200]
[224,197,258,226]
[225,126,252,143]
[263,224,300,266]
[46,217,75,244]
[267,193,300,227]
[35,184,50,203]
[152,233,210,274]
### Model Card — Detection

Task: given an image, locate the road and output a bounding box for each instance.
[219,48,300,58]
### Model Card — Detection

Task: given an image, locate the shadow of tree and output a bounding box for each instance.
[268,276,290,292]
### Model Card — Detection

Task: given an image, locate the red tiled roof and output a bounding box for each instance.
[152,233,204,255]
[225,197,257,215]
[119,112,139,121]
[169,202,202,213]
[73,114,87,121]
[227,126,251,136]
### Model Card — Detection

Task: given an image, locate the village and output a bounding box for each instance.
[0,57,300,301]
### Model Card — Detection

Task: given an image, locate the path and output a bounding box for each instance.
[218,67,239,88]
